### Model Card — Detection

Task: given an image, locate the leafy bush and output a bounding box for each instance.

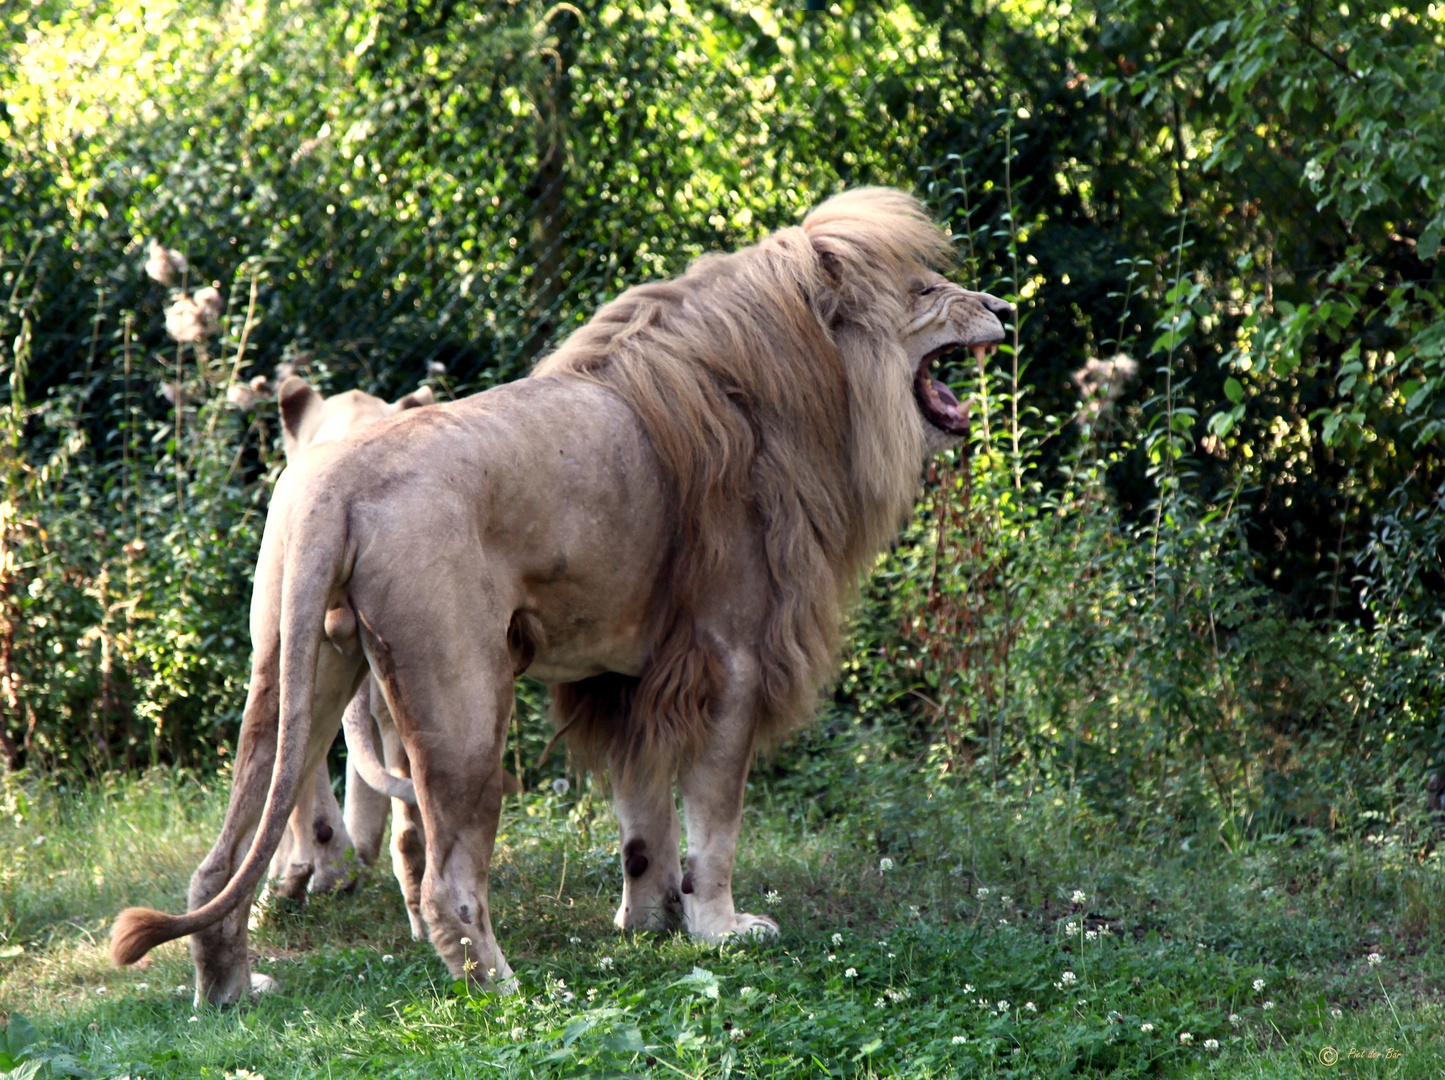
[0,0,1439,835]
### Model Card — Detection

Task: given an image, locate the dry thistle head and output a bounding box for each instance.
[1071,354,1138,418]
[158,381,188,406]
[144,240,188,286]
[226,384,262,410]
[163,286,224,343]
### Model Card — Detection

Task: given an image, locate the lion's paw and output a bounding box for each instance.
[250,972,280,995]
[693,912,779,943]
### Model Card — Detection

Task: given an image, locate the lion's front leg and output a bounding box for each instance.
[610,762,683,932]
[676,657,777,943]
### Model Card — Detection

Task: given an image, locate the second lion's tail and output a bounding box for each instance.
[111,507,345,967]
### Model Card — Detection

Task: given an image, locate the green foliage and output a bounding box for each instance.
[0,0,1440,826]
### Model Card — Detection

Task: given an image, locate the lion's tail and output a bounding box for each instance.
[341,684,416,804]
[110,513,342,967]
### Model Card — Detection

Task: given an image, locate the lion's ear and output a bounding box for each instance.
[816,247,845,288]
[278,376,324,460]
[806,242,847,326]
[395,386,434,410]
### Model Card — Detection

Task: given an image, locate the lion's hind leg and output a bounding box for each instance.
[363,606,515,990]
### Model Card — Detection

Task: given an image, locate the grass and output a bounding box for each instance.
[2,729,1444,1079]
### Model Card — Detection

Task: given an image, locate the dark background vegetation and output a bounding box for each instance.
[0,0,1441,836]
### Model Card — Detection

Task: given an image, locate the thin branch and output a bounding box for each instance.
[1289,18,1358,80]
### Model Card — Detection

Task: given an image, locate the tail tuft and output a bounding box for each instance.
[110,906,179,967]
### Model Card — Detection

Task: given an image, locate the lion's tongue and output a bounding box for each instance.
[931,379,960,408]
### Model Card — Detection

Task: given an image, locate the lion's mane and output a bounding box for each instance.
[532,188,954,771]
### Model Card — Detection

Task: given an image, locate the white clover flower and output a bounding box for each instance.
[511,1025,526,1041]
[1085,930,1098,941]
[729,1028,745,1042]
[94,986,107,995]
[598,956,614,969]
[1228,1013,1241,1027]
[765,890,782,906]
[189,1016,199,1023]
[996,1000,1010,1013]
[460,936,472,947]
[874,996,886,1007]
[832,932,843,946]
[887,952,895,959]
[1024,1001,1036,1012]
[909,905,920,918]
[1140,1022,1154,1033]
[1263,1001,1275,1011]
[998,918,1009,927]
[587,988,598,1000]
[828,954,837,962]
[1071,890,1087,905]
[1367,952,1382,966]
[552,777,570,796]
[740,986,755,998]
[382,954,394,963]
[426,360,447,376]
[951,1035,968,1044]
[963,983,975,994]
[976,887,990,900]
[1330,1007,1343,1019]
[1304,158,1325,184]
[1204,1038,1220,1051]
[135,983,148,991]
[844,967,857,978]
[568,936,581,944]
[879,857,894,872]
[1252,978,1266,992]
[1000,894,1013,905]
[1179,1032,1193,1045]
[1065,921,1080,936]
[1061,971,1077,986]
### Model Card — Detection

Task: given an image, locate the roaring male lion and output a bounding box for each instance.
[111,187,1012,1005]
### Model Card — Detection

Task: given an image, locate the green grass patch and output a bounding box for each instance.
[2,751,1443,1078]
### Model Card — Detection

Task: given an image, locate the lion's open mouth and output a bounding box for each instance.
[915,341,999,434]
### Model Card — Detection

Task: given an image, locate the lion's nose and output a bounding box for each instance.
[981,293,1015,318]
